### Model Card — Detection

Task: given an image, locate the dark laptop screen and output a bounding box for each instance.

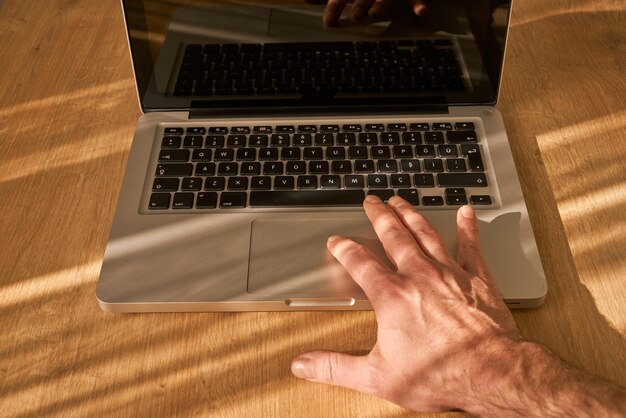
[122,0,511,112]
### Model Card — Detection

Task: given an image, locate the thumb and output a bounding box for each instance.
[456,205,490,278]
[407,0,427,16]
[291,350,375,393]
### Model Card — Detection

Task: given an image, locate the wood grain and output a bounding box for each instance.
[0,0,624,417]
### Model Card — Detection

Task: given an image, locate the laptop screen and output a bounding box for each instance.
[122,0,511,112]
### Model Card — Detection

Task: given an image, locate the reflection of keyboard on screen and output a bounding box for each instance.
[148,121,493,211]
[174,40,465,97]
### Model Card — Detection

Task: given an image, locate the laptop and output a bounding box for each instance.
[97,0,547,312]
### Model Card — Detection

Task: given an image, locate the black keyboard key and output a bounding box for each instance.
[409,123,429,131]
[259,148,279,160]
[414,174,435,187]
[148,193,171,209]
[249,135,269,147]
[438,145,458,157]
[342,124,362,132]
[250,190,365,207]
[391,174,411,188]
[460,144,480,156]
[236,148,257,161]
[228,176,248,190]
[251,176,272,190]
[345,175,365,189]
[359,133,378,145]
[172,192,194,209]
[415,145,436,157]
[263,161,283,175]
[164,127,184,135]
[337,133,357,145]
[424,159,444,172]
[380,132,400,145]
[227,135,247,147]
[274,176,295,189]
[309,161,330,174]
[470,195,492,205]
[231,126,251,134]
[183,136,203,148]
[355,160,375,173]
[303,147,324,160]
[192,149,211,161]
[276,125,295,133]
[326,147,346,159]
[196,192,218,208]
[331,160,352,174]
[281,147,301,160]
[398,189,419,205]
[348,146,368,159]
[365,124,384,132]
[432,122,453,130]
[186,127,206,135]
[298,125,317,133]
[159,149,190,162]
[293,134,312,146]
[321,175,341,189]
[445,187,467,205]
[425,132,444,144]
[455,122,474,130]
[320,125,340,133]
[297,175,318,189]
[195,163,216,176]
[400,160,421,173]
[204,177,225,190]
[314,133,334,146]
[402,132,422,144]
[271,134,290,146]
[438,173,488,187]
[162,136,181,148]
[446,158,467,172]
[220,192,247,208]
[214,148,234,161]
[393,146,413,158]
[217,162,238,175]
[241,162,261,175]
[371,146,391,159]
[254,126,273,133]
[368,174,388,188]
[205,135,225,147]
[208,127,228,134]
[181,177,203,191]
[156,163,192,177]
[423,196,444,206]
[467,149,485,171]
[387,123,407,131]
[377,160,397,173]
[286,161,307,174]
[152,178,179,192]
[368,189,395,203]
[447,131,478,143]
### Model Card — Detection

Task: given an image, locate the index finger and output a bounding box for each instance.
[324,0,349,26]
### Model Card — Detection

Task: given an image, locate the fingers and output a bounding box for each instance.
[363,195,427,268]
[324,0,349,26]
[455,205,491,278]
[291,351,376,394]
[387,196,451,264]
[368,0,394,18]
[350,0,375,21]
[407,0,427,16]
[327,235,393,304]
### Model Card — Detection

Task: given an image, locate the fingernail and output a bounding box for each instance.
[460,205,474,219]
[327,235,341,244]
[365,194,380,203]
[291,357,315,380]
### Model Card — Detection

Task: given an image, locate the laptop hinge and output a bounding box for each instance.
[188,97,449,119]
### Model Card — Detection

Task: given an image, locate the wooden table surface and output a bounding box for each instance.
[1,0,625,416]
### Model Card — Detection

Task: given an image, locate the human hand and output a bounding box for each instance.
[323,0,428,26]
[291,195,523,413]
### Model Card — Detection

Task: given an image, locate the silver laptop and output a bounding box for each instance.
[97,0,547,312]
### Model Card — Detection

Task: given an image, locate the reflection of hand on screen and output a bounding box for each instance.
[318,0,428,26]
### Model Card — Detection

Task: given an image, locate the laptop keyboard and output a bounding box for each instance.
[175,40,464,97]
[148,121,494,211]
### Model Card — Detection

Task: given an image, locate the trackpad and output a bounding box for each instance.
[247,218,391,296]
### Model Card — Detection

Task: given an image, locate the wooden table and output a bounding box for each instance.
[1,0,624,416]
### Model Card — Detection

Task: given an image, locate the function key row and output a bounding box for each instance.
[162,122,475,136]
[161,131,478,149]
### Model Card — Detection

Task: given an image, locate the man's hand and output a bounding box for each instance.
[291,195,626,417]
[323,0,427,26]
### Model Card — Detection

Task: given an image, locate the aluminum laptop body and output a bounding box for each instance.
[97,0,547,312]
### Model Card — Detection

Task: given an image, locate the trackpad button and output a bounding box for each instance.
[247,218,390,296]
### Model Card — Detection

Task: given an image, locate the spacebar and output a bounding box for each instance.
[250,190,365,207]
